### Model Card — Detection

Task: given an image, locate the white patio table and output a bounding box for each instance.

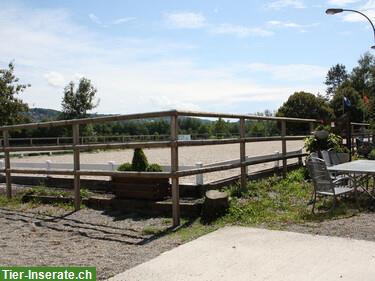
[328,160,375,199]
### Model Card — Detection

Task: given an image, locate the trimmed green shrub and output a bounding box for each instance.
[369,149,375,160]
[117,162,133,171]
[146,163,163,172]
[132,148,149,171]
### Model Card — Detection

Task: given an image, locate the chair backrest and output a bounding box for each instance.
[306,156,334,194]
[321,150,332,166]
[327,148,349,165]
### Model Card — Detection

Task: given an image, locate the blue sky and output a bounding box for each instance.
[1,0,375,114]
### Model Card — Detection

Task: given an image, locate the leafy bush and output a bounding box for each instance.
[327,133,350,153]
[304,133,349,153]
[146,163,163,172]
[117,162,133,171]
[369,149,375,160]
[132,148,149,171]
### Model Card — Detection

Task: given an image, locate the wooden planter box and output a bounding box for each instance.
[111,176,170,200]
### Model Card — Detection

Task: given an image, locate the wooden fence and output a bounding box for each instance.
[0,110,323,226]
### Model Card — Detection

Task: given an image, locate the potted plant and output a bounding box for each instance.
[112,148,170,200]
[313,124,330,140]
[304,130,349,158]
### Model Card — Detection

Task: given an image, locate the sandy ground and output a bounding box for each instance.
[9,141,304,184]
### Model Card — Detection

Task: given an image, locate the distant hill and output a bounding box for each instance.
[28,108,61,122]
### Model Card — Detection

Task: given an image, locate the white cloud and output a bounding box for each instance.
[327,0,360,6]
[0,3,325,114]
[112,17,136,25]
[267,20,319,32]
[88,13,102,25]
[247,63,327,81]
[164,11,274,38]
[89,13,135,27]
[266,0,305,9]
[210,24,273,37]
[164,12,206,29]
[43,71,65,87]
[340,1,375,22]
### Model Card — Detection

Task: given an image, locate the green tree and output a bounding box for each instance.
[330,83,364,122]
[350,52,375,95]
[61,77,99,120]
[0,62,30,126]
[212,117,230,137]
[324,63,349,100]
[276,91,333,134]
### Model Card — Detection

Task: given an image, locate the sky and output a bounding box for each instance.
[1,0,375,115]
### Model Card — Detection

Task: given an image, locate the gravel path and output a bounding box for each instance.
[1,182,375,280]
[0,206,180,280]
[284,212,375,242]
[2,204,375,280]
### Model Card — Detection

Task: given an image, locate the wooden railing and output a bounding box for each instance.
[0,109,321,226]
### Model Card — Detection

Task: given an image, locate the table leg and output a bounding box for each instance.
[354,174,360,209]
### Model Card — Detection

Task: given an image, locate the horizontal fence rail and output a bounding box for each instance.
[0,149,303,185]
[0,109,371,227]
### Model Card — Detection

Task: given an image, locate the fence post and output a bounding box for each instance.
[239,118,247,189]
[72,124,81,211]
[108,161,115,171]
[281,120,287,178]
[3,131,12,198]
[195,162,203,185]
[274,151,280,171]
[309,122,314,134]
[171,114,180,227]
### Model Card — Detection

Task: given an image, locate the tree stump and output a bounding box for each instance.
[202,190,229,223]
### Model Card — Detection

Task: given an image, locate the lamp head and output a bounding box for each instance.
[326,8,344,15]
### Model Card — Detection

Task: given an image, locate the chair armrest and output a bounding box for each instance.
[333,175,354,185]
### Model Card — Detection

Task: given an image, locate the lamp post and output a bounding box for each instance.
[326,8,375,49]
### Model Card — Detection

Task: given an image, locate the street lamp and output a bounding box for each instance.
[326,8,375,49]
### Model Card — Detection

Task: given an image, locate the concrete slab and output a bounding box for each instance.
[108,227,375,281]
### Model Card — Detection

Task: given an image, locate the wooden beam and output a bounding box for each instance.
[170,114,180,227]
[0,110,178,132]
[73,124,81,211]
[281,120,287,178]
[239,118,247,189]
[176,110,319,123]
[2,131,11,198]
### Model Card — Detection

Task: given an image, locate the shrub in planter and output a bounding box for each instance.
[117,162,133,171]
[132,148,149,171]
[304,132,349,154]
[146,163,163,172]
[113,149,169,200]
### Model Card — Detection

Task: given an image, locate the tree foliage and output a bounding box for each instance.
[61,77,99,120]
[276,91,333,134]
[0,62,30,126]
[324,63,348,100]
[330,82,364,122]
[350,52,375,95]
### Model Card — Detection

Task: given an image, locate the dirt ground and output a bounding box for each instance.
[1,183,375,280]
[0,206,180,280]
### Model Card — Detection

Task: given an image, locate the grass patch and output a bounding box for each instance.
[174,168,363,241]
[23,186,71,198]
[142,226,165,235]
